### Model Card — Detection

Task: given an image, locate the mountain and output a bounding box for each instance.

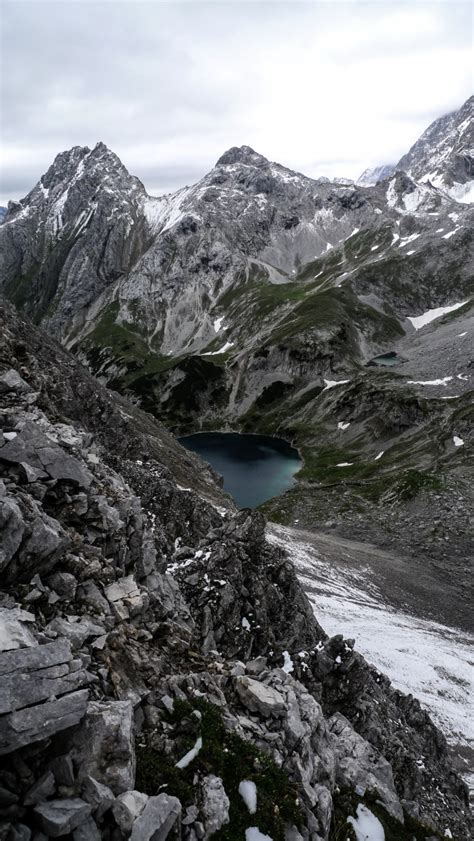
[0,297,471,839]
[356,164,395,186]
[0,97,472,616]
[397,95,474,202]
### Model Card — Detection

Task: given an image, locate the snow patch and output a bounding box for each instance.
[453,436,464,447]
[245,829,273,841]
[175,736,202,769]
[323,378,350,391]
[239,780,257,814]
[407,377,453,386]
[337,421,351,431]
[407,301,468,330]
[203,341,234,356]
[442,227,462,240]
[282,650,294,673]
[213,316,225,333]
[336,462,353,467]
[374,451,384,461]
[347,804,385,841]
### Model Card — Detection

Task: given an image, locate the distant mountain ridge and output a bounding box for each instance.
[0,96,472,553]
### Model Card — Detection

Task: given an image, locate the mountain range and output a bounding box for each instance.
[0,96,472,585]
[0,96,473,840]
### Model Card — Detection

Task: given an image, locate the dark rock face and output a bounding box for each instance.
[0,300,471,840]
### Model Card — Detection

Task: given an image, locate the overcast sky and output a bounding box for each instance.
[1,0,472,204]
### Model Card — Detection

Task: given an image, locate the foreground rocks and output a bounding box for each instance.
[0,299,471,840]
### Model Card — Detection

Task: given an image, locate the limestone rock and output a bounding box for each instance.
[0,607,37,652]
[235,676,286,717]
[73,700,135,794]
[112,790,149,833]
[82,775,114,820]
[129,794,182,841]
[201,775,230,837]
[329,712,403,822]
[34,798,92,837]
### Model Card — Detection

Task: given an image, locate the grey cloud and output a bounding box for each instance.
[1,0,472,204]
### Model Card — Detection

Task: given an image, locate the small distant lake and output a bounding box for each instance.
[179,432,301,508]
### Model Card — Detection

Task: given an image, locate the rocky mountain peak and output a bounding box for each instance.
[396,94,474,200]
[216,145,269,168]
[357,164,396,187]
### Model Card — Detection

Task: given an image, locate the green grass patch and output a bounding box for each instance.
[136,698,302,841]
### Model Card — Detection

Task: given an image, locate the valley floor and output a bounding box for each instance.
[267,524,474,797]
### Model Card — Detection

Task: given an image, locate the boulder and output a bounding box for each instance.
[0,607,37,652]
[235,676,286,718]
[73,700,135,794]
[82,775,115,820]
[34,798,92,837]
[112,790,149,833]
[72,816,101,841]
[0,369,33,394]
[0,421,93,487]
[201,775,230,837]
[0,640,89,754]
[130,794,181,841]
[329,713,403,822]
[24,771,56,805]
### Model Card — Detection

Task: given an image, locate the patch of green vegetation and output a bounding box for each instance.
[4,264,41,311]
[297,445,378,484]
[136,698,302,841]
[391,469,444,502]
[330,787,443,841]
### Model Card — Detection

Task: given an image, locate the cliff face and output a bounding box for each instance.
[0,298,471,840]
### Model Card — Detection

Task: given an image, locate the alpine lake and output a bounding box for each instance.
[179,432,301,508]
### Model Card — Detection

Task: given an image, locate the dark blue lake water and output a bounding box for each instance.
[179,432,301,508]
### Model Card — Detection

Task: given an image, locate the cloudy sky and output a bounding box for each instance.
[1,0,472,204]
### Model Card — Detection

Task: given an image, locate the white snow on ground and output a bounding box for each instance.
[390,232,400,244]
[407,377,452,386]
[175,736,202,769]
[245,829,272,841]
[398,233,420,248]
[336,462,353,467]
[370,245,380,251]
[407,300,468,330]
[453,436,464,447]
[241,616,251,630]
[203,342,234,355]
[374,451,384,461]
[457,374,468,381]
[348,804,385,841]
[446,181,474,204]
[406,250,416,255]
[213,316,225,333]
[338,421,351,430]
[326,242,333,251]
[442,227,462,240]
[239,780,257,814]
[458,332,467,337]
[347,227,360,238]
[282,650,294,673]
[266,524,474,791]
[142,185,196,233]
[323,378,350,390]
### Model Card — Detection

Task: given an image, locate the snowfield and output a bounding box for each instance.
[267,524,474,791]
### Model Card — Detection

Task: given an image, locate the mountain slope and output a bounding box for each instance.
[0,99,472,571]
[397,95,474,202]
[0,297,472,839]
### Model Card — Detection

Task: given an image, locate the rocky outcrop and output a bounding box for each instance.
[0,300,471,840]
